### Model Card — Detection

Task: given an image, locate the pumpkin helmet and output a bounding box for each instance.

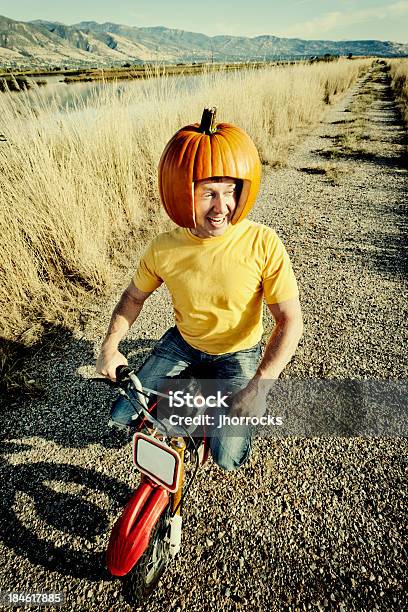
[158,107,261,228]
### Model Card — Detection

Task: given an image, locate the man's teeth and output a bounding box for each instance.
[208,217,225,223]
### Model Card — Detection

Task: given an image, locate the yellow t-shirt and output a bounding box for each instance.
[133,219,298,354]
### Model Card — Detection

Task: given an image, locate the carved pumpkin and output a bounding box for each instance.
[158,107,261,228]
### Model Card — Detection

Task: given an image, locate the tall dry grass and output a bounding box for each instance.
[0,59,370,352]
[387,58,408,125]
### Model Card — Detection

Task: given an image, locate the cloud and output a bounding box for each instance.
[277,1,408,38]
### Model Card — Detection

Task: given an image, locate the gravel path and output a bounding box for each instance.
[1,64,407,611]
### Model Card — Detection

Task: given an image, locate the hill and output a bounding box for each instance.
[0,15,407,68]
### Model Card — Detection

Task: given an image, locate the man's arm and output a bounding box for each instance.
[96,282,153,380]
[231,296,303,416]
[256,296,303,381]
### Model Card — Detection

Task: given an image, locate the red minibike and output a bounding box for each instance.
[103,366,209,599]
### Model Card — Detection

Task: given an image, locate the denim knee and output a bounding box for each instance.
[212,454,243,472]
[210,437,252,471]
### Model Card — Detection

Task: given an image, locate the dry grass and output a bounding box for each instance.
[387,58,408,125]
[0,59,370,362]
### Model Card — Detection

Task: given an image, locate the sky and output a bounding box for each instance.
[1,0,407,43]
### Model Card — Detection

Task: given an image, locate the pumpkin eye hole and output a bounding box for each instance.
[233,180,243,202]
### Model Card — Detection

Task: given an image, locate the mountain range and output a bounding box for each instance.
[0,15,407,69]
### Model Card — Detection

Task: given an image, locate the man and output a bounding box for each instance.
[96,109,303,471]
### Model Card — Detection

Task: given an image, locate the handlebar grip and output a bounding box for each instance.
[90,377,116,386]
[116,364,133,382]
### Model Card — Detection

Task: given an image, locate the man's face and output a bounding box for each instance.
[191,177,238,238]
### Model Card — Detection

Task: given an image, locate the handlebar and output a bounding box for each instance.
[91,364,210,438]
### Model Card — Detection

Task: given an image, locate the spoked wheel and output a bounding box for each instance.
[124,508,171,602]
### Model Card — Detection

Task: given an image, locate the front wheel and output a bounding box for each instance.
[124,507,171,602]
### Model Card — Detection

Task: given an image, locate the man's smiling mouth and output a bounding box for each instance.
[207,216,226,226]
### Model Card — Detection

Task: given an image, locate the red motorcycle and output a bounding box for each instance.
[99,365,209,600]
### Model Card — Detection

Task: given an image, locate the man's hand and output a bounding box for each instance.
[96,348,128,381]
[229,378,267,418]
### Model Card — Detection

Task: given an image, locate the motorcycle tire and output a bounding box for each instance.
[124,507,171,601]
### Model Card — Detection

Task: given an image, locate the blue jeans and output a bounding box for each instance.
[111,326,262,471]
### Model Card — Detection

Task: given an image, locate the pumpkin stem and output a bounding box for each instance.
[199,107,217,135]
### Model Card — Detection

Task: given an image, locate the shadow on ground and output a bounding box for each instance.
[315,147,407,170]
[0,328,162,581]
[0,444,133,580]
